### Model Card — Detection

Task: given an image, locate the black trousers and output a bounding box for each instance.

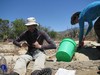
[94,17,100,43]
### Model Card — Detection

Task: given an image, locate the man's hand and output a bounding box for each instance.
[79,36,85,47]
[77,36,86,51]
[32,41,41,49]
[78,41,84,47]
[77,44,83,51]
[77,41,84,51]
[21,43,29,47]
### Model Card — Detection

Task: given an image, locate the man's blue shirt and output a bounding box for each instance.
[79,1,100,43]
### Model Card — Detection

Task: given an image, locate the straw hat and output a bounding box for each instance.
[25,17,39,26]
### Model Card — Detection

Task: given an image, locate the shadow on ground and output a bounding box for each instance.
[77,47,100,60]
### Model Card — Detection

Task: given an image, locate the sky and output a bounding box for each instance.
[0,0,97,32]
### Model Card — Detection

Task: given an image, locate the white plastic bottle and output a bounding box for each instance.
[0,53,7,74]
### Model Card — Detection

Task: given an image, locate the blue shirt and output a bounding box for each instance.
[78,1,100,44]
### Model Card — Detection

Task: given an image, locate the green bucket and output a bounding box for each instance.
[56,38,76,62]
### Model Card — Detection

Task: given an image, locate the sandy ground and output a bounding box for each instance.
[0,41,100,75]
[26,41,100,75]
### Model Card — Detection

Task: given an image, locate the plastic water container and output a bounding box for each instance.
[56,38,76,62]
[0,54,7,74]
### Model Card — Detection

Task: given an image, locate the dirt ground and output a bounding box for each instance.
[26,41,100,75]
[0,41,100,75]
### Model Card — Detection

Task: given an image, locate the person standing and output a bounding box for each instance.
[10,17,56,75]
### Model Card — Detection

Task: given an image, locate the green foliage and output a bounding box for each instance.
[0,19,10,40]
[38,25,50,32]
[0,18,97,41]
[38,25,57,39]
[11,19,27,38]
[48,30,57,39]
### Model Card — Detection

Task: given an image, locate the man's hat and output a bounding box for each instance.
[25,17,39,26]
[71,12,81,25]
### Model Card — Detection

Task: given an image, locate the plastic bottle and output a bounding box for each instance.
[0,54,7,74]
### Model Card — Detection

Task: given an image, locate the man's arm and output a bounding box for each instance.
[41,31,56,50]
[85,21,93,36]
[13,32,25,47]
[79,20,84,46]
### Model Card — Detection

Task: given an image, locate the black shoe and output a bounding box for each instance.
[31,70,40,75]
[31,68,52,75]
[96,46,100,51]
[37,68,52,75]
[10,72,19,75]
[98,66,100,70]
[97,66,100,74]
[0,74,10,75]
[97,39,100,43]
[97,70,100,74]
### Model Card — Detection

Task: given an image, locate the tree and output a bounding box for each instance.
[0,19,10,40]
[11,19,27,38]
[48,30,57,39]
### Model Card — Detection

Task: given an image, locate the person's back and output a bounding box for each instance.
[79,1,100,22]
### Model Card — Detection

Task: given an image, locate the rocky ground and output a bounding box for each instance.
[0,41,100,75]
